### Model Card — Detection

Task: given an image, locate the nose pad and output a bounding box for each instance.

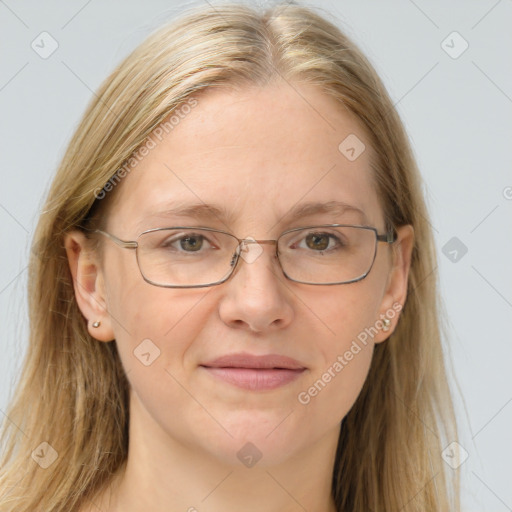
[229,250,238,268]
[228,239,278,281]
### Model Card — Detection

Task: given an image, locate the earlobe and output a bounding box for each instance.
[64,230,115,342]
[374,224,414,344]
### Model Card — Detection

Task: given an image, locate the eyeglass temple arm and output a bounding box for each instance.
[93,229,138,249]
[377,231,397,243]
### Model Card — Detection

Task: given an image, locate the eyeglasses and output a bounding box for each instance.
[91,224,396,288]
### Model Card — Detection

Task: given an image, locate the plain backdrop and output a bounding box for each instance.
[1,1,511,510]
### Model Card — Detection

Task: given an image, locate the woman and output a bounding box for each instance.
[0,2,461,511]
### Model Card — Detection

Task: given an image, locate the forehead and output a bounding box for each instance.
[107,82,383,234]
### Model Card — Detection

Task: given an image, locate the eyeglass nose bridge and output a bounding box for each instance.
[238,238,277,248]
[231,238,279,269]
[236,237,278,256]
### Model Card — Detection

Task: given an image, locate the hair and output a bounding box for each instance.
[0,2,461,511]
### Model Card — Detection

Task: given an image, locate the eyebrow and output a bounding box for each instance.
[138,200,368,229]
[284,200,368,225]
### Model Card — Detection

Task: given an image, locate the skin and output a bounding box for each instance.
[65,81,414,512]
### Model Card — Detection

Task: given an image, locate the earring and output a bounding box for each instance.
[382,318,391,332]
[92,320,101,328]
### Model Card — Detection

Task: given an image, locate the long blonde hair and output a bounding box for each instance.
[0,2,461,510]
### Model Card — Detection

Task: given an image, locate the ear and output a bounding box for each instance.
[374,224,414,343]
[64,230,115,342]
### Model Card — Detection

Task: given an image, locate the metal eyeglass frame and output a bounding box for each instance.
[90,224,397,288]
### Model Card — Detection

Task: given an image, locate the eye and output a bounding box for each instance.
[305,232,337,251]
[292,231,345,252]
[161,233,213,252]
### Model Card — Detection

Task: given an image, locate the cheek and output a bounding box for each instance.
[109,284,212,374]
[294,283,383,419]
[305,280,384,356]
[107,286,217,443]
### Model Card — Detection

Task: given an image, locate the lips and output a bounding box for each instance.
[200,352,307,391]
[201,353,306,370]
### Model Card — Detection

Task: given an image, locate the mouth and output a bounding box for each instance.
[200,353,307,391]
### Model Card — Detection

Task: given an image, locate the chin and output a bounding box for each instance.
[207,436,302,469]
[194,411,308,468]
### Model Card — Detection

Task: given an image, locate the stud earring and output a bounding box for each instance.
[92,321,101,328]
[382,318,391,332]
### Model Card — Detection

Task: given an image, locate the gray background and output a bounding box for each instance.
[1,1,511,510]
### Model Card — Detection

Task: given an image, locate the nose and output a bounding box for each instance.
[217,240,294,333]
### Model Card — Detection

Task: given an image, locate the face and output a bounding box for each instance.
[66,82,413,468]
